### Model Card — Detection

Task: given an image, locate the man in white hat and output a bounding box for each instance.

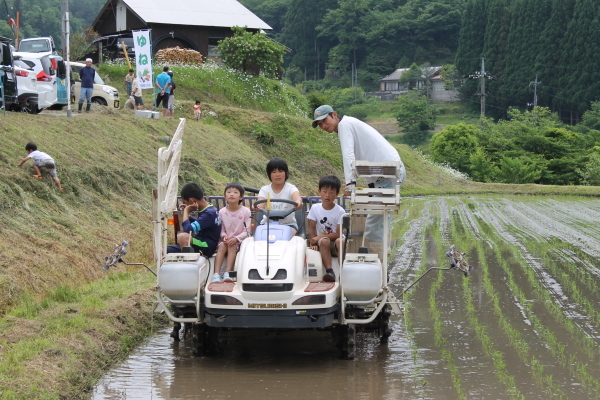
[78,58,96,113]
[312,105,406,258]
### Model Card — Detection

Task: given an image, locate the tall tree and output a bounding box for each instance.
[535,0,576,112]
[280,0,336,81]
[455,0,487,103]
[318,0,371,74]
[556,0,600,116]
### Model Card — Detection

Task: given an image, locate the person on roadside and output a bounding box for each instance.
[17,142,64,192]
[131,75,144,110]
[312,104,406,258]
[308,175,346,282]
[124,68,135,97]
[155,66,171,118]
[167,70,176,119]
[78,58,96,113]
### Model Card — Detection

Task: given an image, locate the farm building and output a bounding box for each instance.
[91,0,271,60]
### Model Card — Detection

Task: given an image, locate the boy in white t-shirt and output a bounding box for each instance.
[17,142,64,192]
[308,176,346,282]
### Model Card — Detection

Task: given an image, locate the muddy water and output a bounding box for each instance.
[92,196,600,400]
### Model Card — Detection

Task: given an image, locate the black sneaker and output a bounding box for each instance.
[323,270,335,282]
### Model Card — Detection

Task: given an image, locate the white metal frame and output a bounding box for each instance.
[341,160,404,324]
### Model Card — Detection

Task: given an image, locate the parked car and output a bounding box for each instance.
[13,59,40,113]
[70,61,120,108]
[13,51,59,112]
[0,36,19,111]
[90,34,135,62]
[18,37,56,54]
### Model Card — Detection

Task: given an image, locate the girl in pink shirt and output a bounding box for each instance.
[212,182,251,282]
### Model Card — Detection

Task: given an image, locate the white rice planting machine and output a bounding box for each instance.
[103,119,473,358]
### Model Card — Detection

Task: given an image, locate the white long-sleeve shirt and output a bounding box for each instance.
[337,116,404,184]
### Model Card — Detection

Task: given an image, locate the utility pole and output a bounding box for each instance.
[61,0,72,117]
[529,74,541,108]
[464,57,497,118]
[480,58,485,117]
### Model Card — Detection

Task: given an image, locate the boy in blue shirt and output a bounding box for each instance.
[167,182,221,257]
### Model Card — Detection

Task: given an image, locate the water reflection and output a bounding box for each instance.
[92,323,423,400]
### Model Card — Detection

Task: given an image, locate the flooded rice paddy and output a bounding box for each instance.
[92,196,600,400]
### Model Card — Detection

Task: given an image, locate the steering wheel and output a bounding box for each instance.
[254,198,299,221]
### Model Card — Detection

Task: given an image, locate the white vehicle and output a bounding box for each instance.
[104,120,472,358]
[13,59,40,113]
[70,61,120,108]
[13,51,59,112]
[155,121,404,358]
[19,37,55,54]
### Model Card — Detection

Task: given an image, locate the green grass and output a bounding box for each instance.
[97,61,311,118]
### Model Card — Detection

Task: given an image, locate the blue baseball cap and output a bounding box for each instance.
[312,105,334,128]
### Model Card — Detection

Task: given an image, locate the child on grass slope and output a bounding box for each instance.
[308,176,346,282]
[167,182,221,257]
[193,100,201,122]
[255,157,303,235]
[17,142,63,192]
[212,183,251,283]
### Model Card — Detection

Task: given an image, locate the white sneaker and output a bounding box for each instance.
[222,272,233,282]
[211,273,222,283]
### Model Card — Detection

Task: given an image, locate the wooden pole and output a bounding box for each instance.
[122,41,132,69]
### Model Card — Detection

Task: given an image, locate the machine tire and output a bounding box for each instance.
[192,323,206,356]
[205,326,221,355]
[379,304,393,344]
[338,324,356,360]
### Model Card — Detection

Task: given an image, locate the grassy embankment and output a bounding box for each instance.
[0,62,599,399]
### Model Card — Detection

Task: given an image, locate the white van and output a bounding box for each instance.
[70,62,120,108]
[19,37,56,54]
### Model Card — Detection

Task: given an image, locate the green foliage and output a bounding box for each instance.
[69,27,100,62]
[456,0,600,119]
[347,104,370,121]
[98,62,309,117]
[251,123,275,145]
[495,156,543,184]
[577,152,600,186]
[271,0,464,82]
[399,63,423,90]
[429,107,600,185]
[469,147,495,182]
[305,91,330,114]
[439,64,462,91]
[217,26,286,79]
[430,123,479,175]
[4,0,102,51]
[239,0,291,38]
[283,64,304,85]
[394,90,438,145]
